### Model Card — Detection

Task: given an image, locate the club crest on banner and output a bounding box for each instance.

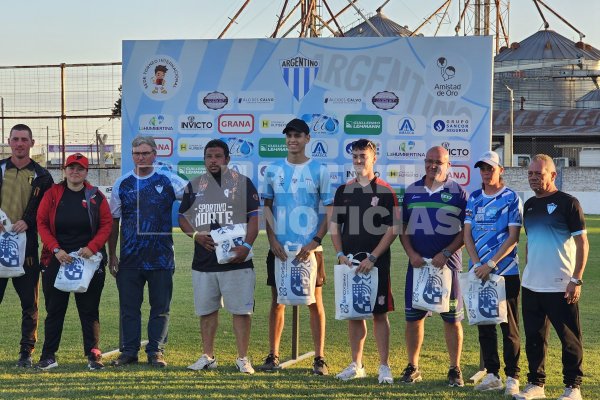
[280,54,320,102]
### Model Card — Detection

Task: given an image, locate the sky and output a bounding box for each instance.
[2,0,599,66]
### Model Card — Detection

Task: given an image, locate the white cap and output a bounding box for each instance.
[474,150,502,168]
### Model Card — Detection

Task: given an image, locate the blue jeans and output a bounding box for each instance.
[116,269,173,356]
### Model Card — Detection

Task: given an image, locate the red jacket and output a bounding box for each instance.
[37,181,113,267]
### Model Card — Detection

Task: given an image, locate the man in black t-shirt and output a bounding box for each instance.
[329,139,398,383]
[178,140,259,374]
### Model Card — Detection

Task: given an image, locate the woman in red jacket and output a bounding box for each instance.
[36,153,112,370]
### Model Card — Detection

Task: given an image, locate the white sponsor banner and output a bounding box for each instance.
[387,115,426,136]
[178,114,214,134]
[138,114,175,133]
[323,91,363,112]
[236,91,275,111]
[258,113,298,134]
[386,140,427,161]
[154,137,173,157]
[177,137,211,157]
[305,139,339,159]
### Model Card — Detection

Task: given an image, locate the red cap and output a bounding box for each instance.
[64,153,89,169]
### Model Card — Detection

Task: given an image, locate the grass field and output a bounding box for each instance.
[0,216,598,399]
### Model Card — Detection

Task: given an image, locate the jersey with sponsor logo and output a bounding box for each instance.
[401,177,467,270]
[110,169,187,270]
[179,169,259,272]
[465,187,522,275]
[332,177,398,269]
[262,158,333,246]
[523,191,586,292]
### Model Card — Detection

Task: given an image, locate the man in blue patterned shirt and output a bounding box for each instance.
[108,136,188,368]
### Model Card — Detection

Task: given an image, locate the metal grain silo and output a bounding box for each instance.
[576,89,600,109]
[343,9,415,37]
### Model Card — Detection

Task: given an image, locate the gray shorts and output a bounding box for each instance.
[192,268,256,316]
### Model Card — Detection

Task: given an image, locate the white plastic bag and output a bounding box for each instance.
[411,258,452,314]
[459,270,508,325]
[54,251,102,293]
[0,210,26,278]
[275,242,317,305]
[210,224,253,264]
[334,253,379,320]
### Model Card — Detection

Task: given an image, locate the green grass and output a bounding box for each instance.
[0,216,599,399]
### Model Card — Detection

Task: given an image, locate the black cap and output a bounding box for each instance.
[283,118,310,135]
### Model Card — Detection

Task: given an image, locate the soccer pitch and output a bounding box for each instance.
[0,216,598,399]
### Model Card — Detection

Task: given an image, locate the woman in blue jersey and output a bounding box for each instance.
[463,150,523,396]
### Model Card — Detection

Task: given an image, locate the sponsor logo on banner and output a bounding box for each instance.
[448,165,470,186]
[177,138,211,157]
[305,139,338,159]
[236,91,275,111]
[434,140,471,161]
[177,161,206,180]
[343,139,382,159]
[178,114,214,134]
[198,91,233,111]
[344,115,382,135]
[370,91,399,110]
[301,114,339,135]
[154,137,173,157]
[345,164,383,180]
[386,140,426,160]
[258,162,273,182]
[259,138,288,158]
[140,56,181,100]
[280,54,320,102]
[432,116,472,136]
[259,114,297,134]
[385,165,424,186]
[218,114,254,134]
[387,115,426,136]
[228,161,254,180]
[327,164,343,185]
[425,55,472,98]
[220,138,254,158]
[138,114,175,133]
[323,91,362,112]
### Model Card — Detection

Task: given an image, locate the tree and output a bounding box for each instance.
[111,85,122,119]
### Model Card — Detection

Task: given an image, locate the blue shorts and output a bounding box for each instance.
[404,263,464,323]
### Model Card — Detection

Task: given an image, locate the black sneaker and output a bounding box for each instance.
[88,353,105,370]
[447,366,465,387]
[148,353,167,368]
[312,356,329,375]
[111,354,138,367]
[257,353,280,372]
[399,363,422,384]
[36,357,58,371]
[16,352,32,368]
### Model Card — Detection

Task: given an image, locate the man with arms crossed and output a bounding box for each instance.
[399,145,467,387]
[258,118,333,375]
[514,154,588,400]
[179,139,259,374]
[329,138,398,383]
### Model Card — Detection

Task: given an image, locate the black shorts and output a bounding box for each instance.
[266,250,326,287]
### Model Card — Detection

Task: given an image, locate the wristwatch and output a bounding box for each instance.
[486,260,498,270]
[312,236,322,245]
[441,249,452,258]
[367,254,378,263]
[53,248,61,254]
[570,277,583,286]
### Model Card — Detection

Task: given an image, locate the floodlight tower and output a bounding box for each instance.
[455,0,510,54]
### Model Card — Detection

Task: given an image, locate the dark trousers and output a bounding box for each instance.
[478,274,521,379]
[116,268,173,356]
[522,287,583,387]
[40,257,105,358]
[0,255,40,354]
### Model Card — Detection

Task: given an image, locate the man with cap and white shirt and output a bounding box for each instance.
[258,118,333,375]
[513,154,588,400]
[463,150,523,396]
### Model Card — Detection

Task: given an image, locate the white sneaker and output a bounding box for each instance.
[378,364,393,384]
[336,362,366,381]
[505,377,520,396]
[474,373,503,391]
[187,354,217,371]
[558,387,582,400]
[235,357,255,374]
[513,383,546,400]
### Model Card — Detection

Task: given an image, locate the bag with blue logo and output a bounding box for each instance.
[411,258,452,314]
[334,253,379,320]
[275,242,317,306]
[459,270,507,325]
[210,223,253,264]
[0,210,27,278]
[54,251,102,293]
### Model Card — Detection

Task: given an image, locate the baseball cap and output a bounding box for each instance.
[474,150,502,168]
[64,153,89,169]
[283,118,310,135]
